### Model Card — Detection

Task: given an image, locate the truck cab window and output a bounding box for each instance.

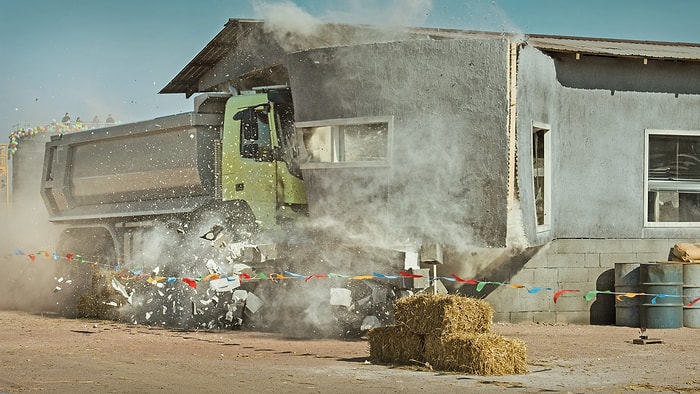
[238,106,272,161]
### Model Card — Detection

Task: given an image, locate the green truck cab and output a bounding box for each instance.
[221,89,306,232]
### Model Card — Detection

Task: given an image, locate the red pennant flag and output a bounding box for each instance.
[305,274,329,282]
[553,289,580,303]
[28,254,36,262]
[182,278,197,289]
[688,296,700,307]
[239,272,251,280]
[400,271,424,278]
[450,274,479,285]
[65,253,74,260]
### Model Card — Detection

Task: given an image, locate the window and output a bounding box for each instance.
[532,122,550,230]
[236,106,273,162]
[295,116,393,169]
[645,129,700,226]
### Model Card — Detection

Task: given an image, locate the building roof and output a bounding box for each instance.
[160,19,258,97]
[527,35,700,61]
[160,18,700,97]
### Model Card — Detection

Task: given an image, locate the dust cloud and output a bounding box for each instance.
[0,136,64,313]
[255,0,530,282]
[1,0,529,337]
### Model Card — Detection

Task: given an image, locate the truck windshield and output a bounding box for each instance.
[274,102,302,178]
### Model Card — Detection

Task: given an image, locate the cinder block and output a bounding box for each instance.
[583,253,601,268]
[548,253,586,268]
[509,311,534,324]
[492,312,509,323]
[600,253,638,267]
[523,254,549,268]
[510,268,535,284]
[587,267,612,283]
[635,252,671,262]
[530,268,557,286]
[555,311,589,324]
[558,267,589,283]
[628,239,672,254]
[552,289,589,311]
[533,311,556,324]
[595,239,631,254]
[550,239,591,254]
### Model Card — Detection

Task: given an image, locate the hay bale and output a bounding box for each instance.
[77,268,120,320]
[424,332,528,375]
[394,293,492,336]
[367,325,425,364]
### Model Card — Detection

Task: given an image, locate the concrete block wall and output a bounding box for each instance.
[488,238,696,324]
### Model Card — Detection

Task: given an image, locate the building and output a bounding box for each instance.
[161,19,700,324]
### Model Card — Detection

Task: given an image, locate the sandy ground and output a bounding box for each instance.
[1,311,699,393]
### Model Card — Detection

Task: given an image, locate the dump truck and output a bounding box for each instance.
[41,87,306,263]
[40,87,423,335]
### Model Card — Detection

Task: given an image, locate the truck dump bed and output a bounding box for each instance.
[41,110,224,222]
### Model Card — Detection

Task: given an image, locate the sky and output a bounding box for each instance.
[1,0,698,132]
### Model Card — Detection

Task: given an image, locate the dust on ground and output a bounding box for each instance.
[1,310,698,393]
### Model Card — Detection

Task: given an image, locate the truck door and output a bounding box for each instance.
[221,99,278,230]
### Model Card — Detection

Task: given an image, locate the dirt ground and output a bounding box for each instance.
[1,311,699,393]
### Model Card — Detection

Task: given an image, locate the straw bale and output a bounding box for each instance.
[424,332,528,375]
[367,325,425,364]
[77,269,120,320]
[394,293,492,336]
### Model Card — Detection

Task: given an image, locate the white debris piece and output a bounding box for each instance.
[209,277,240,293]
[111,278,133,304]
[205,259,221,275]
[256,243,278,262]
[244,291,263,314]
[226,242,247,259]
[232,263,253,275]
[103,301,118,307]
[403,251,420,270]
[232,289,248,302]
[329,288,352,307]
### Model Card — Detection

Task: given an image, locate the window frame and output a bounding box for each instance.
[531,121,551,233]
[295,115,393,169]
[644,128,700,228]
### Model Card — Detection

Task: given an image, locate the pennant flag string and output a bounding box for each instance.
[9,247,700,306]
